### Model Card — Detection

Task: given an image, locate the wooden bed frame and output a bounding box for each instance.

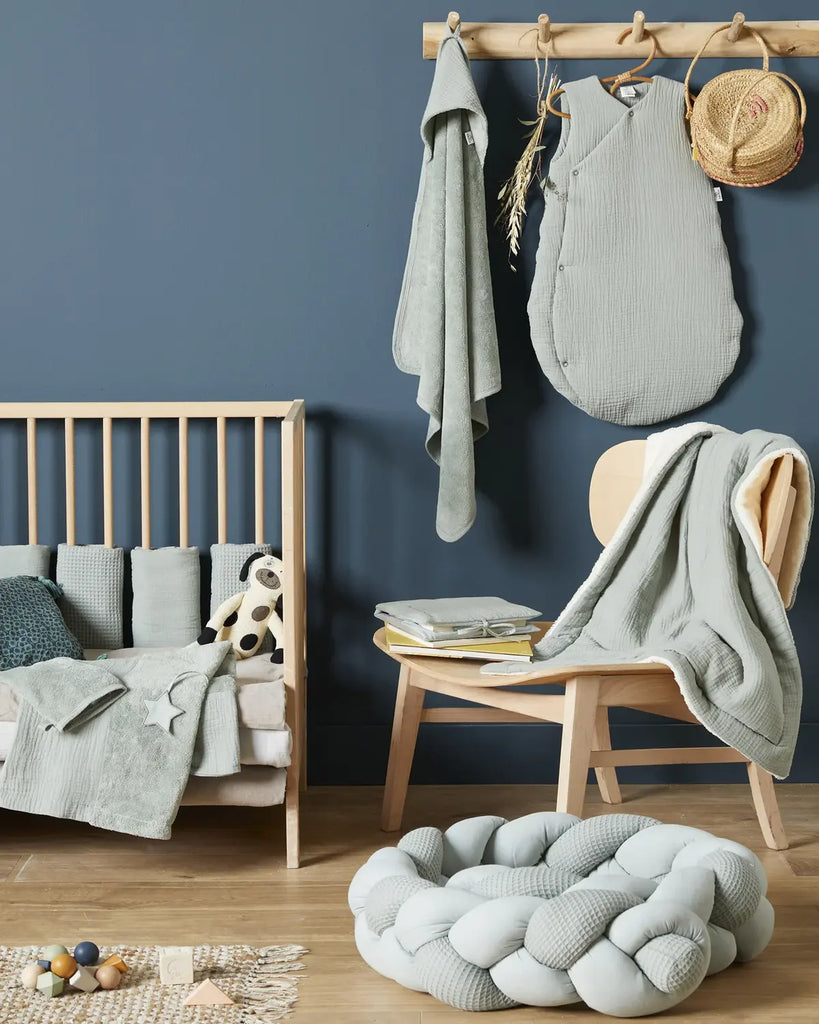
[0,400,306,868]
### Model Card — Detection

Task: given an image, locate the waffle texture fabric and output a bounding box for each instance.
[349,812,773,1017]
[56,544,124,649]
[528,76,742,425]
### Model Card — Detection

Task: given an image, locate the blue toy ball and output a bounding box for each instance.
[73,941,99,966]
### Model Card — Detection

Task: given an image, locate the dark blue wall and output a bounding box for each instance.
[0,1,816,784]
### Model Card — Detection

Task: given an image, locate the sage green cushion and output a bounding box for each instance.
[0,576,84,670]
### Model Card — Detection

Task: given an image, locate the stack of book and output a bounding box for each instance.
[374,597,541,664]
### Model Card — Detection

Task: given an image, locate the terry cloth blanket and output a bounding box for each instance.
[0,642,239,839]
[484,424,814,779]
[392,25,500,543]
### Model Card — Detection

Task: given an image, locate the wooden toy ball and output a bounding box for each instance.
[50,953,78,979]
[20,963,45,989]
[96,965,123,990]
[73,941,100,966]
[42,944,67,962]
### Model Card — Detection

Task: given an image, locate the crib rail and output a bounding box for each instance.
[0,400,299,549]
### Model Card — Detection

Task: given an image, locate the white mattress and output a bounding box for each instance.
[0,720,291,768]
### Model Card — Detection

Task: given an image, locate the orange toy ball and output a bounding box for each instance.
[95,965,123,990]
[49,953,77,979]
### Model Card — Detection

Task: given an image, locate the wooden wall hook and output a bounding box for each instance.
[727,11,746,42]
[447,11,460,32]
[538,14,551,45]
[631,11,646,43]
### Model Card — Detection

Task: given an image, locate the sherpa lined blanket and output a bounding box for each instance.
[484,424,814,778]
[392,24,500,543]
[0,642,239,838]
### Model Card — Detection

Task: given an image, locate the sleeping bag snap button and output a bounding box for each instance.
[562,360,569,367]
[628,110,635,118]
[572,168,579,176]
[558,264,565,271]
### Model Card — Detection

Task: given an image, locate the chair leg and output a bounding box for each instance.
[381,665,425,832]
[556,676,601,818]
[593,707,622,805]
[747,761,789,850]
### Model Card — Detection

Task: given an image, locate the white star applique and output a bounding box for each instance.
[144,690,185,734]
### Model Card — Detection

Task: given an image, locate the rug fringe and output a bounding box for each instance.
[240,944,308,1022]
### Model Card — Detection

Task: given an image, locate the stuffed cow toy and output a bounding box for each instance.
[198,552,285,663]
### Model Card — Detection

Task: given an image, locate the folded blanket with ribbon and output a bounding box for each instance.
[392,24,500,542]
[484,425,814,778]
[0,642,239,838]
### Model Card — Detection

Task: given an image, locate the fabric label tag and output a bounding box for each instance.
[619,85,637,98]
[713,186,723,202]
[464,130,474,145]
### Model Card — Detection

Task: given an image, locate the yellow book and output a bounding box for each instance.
[385,625,532,663]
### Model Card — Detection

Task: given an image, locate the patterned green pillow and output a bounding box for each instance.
[0,576,84,670]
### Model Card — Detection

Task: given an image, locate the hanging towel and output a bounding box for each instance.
[483,425,814,779]
[393,26,500,542]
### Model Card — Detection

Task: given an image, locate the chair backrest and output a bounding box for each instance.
[588,439,797,597]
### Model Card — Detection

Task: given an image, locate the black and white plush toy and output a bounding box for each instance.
[197,552,285,663]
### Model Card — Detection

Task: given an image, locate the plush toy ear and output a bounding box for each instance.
[239,551,265,582]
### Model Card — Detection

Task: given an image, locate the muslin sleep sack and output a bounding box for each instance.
[529,75,742,426]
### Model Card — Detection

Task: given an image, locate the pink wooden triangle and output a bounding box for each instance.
[182,978,235,1005]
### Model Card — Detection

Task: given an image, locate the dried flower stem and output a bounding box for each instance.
[497,60,560,269]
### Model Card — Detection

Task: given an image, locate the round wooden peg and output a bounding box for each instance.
[447,11,460,32]
[631,11,646,43]
[538,14,551,45]
[727,11,745,42]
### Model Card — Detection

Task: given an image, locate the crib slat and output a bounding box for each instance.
[255,416,264,543]
[64,418,76,544]
[217,416,227,544]
[140,417,151,549]
[179,417,189,547]
[26,418,37,544]
[102,416,114,547]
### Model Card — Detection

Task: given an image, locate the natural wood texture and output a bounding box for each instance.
[592,707,621,804]
[178,416,189,547]
[748,762,789,851]
[281,400,307,865]
[25,418,37,544]
[556,676,601,816]
[422,18,819,60]
[140,417,151,549]
[64,418,76,545]
[2,785,819,1021]
[376,441,798,849]
[382,667,426,832]
[0,399,307,868]
[102,416,114,547]
[216,415,227,544]
[254,415,265,544]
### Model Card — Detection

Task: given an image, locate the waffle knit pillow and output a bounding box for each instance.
[56,544,124,650]
[0,576,84,670]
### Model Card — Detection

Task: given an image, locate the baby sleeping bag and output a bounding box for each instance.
[528,75,742,426]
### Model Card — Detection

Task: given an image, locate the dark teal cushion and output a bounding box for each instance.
[0,576,84,670]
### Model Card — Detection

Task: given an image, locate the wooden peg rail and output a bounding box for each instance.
[423,15,819,59]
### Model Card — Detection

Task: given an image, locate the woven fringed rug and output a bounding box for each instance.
[0,943,308,1023]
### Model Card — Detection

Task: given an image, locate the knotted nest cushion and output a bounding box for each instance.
[348,813,773,1017]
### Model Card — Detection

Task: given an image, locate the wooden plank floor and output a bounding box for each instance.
[2,784,818,1021]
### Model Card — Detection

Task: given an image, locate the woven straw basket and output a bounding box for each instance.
[685,24,806,187]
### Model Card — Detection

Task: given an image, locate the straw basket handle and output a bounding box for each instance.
[684,23,770,120]
[725,70,808,161]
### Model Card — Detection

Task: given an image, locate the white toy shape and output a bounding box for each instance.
[157,946,194,985]
[198,553,285,662]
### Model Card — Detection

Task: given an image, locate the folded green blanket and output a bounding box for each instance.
[0,642,239,839]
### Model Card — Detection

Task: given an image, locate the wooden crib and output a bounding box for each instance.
[0,400,306,868]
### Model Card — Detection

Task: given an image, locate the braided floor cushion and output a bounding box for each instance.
[348,813,773,1017]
